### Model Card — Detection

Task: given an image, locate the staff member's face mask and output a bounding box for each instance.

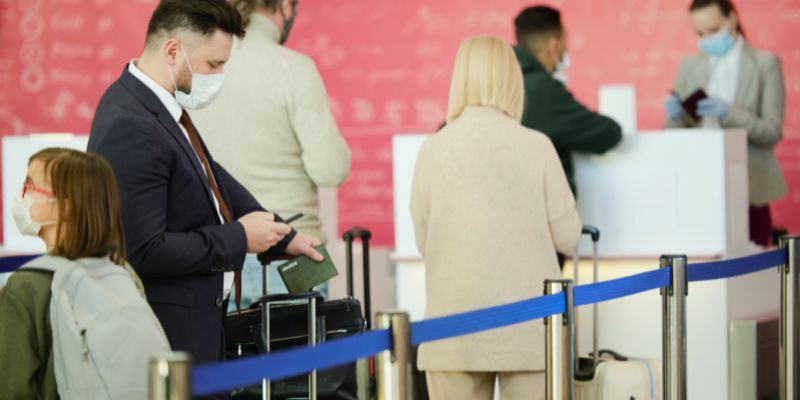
[691,5,739,57]
[698,24,735,57]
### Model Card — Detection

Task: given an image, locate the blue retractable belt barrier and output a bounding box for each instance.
[574,267,671,307]
[0,245,769,396]
[193,329,391,396]
[0,254,39,273]
[410,293,564,346]
[687,249,786,282]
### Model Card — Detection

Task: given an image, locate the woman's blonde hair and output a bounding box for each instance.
[29,148,126,265]
[446,36,525,123]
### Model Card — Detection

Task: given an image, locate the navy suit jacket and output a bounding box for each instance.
[88,66,296,364]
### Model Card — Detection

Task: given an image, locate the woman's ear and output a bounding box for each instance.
[729,11,739,34]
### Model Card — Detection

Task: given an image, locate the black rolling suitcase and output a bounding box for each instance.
[224,227,373,400]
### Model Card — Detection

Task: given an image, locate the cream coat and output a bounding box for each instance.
[411,106,582,371]
[667,42,787,206]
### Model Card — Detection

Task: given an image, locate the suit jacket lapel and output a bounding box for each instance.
[119,68,218,209]
[734,44,757,106]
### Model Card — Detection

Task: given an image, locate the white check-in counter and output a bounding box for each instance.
[392,129,771,399]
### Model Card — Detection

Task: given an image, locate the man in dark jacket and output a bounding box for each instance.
[514,5,622,195]
[88,0,323,373]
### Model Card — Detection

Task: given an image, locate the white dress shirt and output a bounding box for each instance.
[127,60,233,298]
[703,35,743,127]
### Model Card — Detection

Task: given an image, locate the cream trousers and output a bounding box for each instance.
[426,371,545,400]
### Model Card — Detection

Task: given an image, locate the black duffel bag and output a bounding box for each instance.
[224,294,365,400]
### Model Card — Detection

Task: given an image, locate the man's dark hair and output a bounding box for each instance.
[145,0,246,45]
[514,6,563,46]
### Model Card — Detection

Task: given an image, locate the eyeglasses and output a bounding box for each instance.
[22,181,54,198]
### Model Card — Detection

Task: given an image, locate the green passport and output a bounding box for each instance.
[277,245,338,293]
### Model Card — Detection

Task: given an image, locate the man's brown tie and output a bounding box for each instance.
[179,110,243,312]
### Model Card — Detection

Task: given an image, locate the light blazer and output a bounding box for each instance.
[667,42,787,206]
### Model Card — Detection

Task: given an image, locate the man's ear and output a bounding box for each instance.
[547,36,560,57]
[280,0,293,17]
[162,38,181,66]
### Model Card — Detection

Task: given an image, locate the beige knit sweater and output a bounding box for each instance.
[411,106,581,371]
[192,14,350,243]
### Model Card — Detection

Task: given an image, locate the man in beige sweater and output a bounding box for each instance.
[193,0,351,300]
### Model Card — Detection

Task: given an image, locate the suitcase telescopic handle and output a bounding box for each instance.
[343,227,372,329]
[581,225,600,242]
[343,227,372,241]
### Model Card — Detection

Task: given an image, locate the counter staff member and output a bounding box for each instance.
[88,0,323,371]
[665,0,787,246]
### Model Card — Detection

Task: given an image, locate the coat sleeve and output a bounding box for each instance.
[289,55,352,187]
[542,141,582,255]
[410,141,431,257]
[535,81,623,154]
[0,288,41,399]
[89,114,249,279]
[725,56,786,149]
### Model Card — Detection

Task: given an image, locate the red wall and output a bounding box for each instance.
[1,0,799,246]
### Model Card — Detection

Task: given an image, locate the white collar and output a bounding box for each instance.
[128,60,183,122]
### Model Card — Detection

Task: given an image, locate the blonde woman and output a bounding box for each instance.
[410,36,582,399]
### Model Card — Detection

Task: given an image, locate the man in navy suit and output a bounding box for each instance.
[88,0,323,368]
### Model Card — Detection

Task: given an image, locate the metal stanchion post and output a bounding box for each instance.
[779,236,799,400]
[262,264,271,400]
[660,255,687,400]
[149,352,191,400]
[571,251,580,372]
[545,279,574,400]
[375,311,412,400]
[308,296,318,400]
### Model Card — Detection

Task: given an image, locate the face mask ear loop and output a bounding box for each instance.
[179,45,195,75]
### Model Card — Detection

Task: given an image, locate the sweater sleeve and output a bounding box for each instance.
[542,141,582,255]
[540,81,623,154]
[290,55,352,187]
[0,288,42,399]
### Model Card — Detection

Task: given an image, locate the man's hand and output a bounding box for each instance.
[238,212,292,253]
[286,233,324,262]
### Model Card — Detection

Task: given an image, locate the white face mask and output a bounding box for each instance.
[167,45,225,110]
[12,195,55,237]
